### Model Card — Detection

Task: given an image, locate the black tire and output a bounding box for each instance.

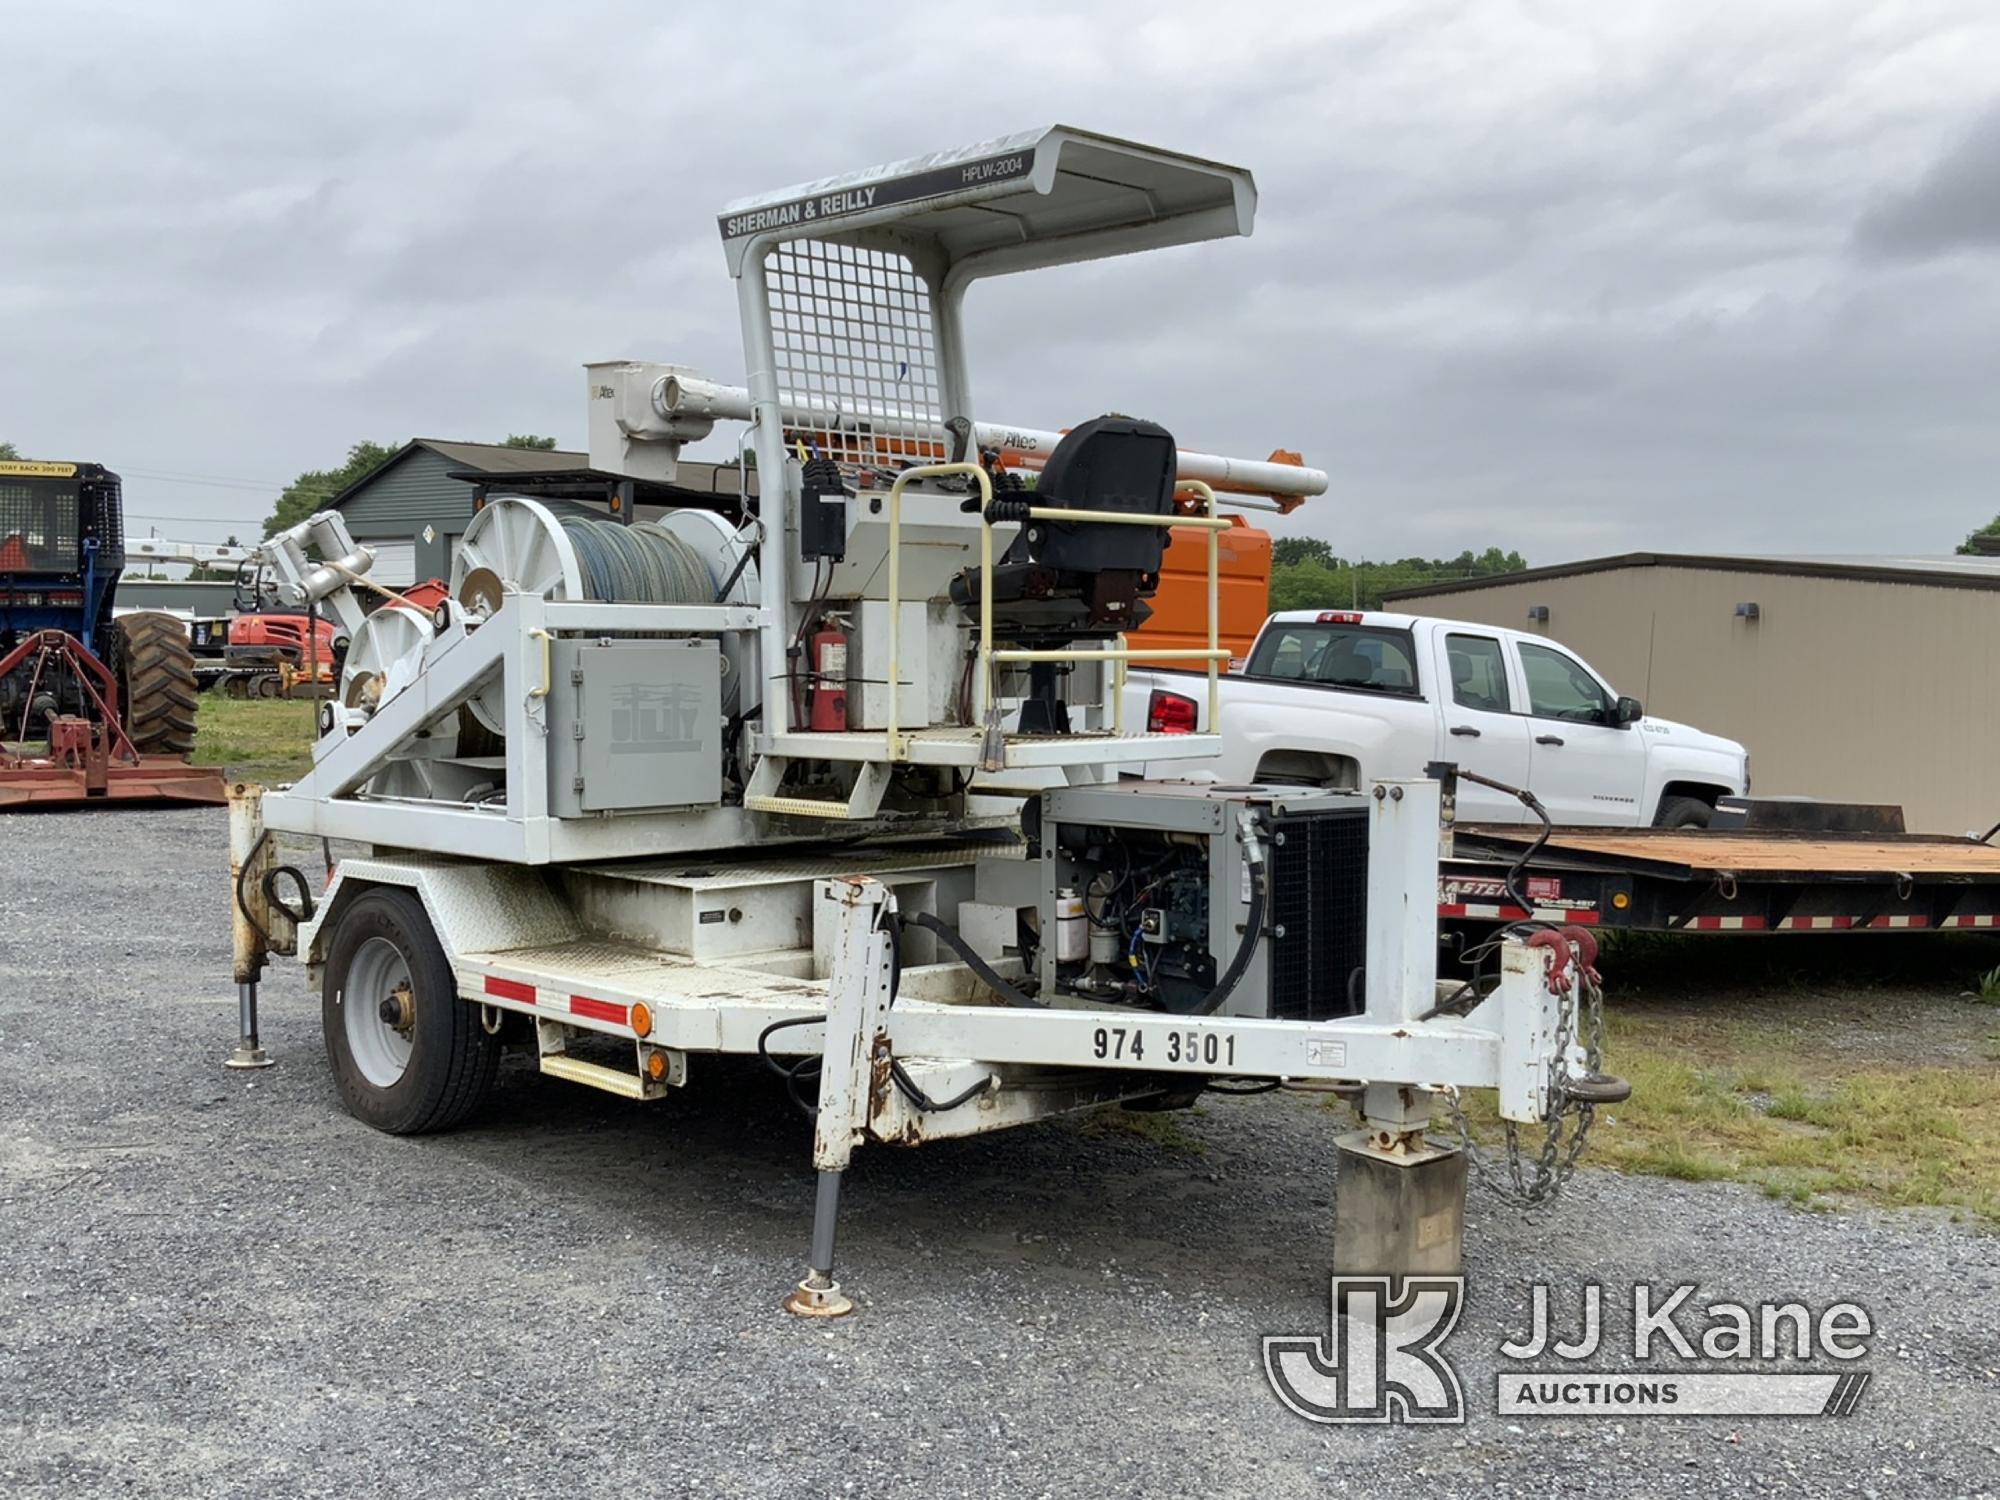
[322,886,499,1135]
[1654,794,1713,829]
[110,611,200,755]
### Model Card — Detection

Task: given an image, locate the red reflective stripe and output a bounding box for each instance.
[570,995,629,1025]
[484,975,535,1004]
[1437,902,1599,925]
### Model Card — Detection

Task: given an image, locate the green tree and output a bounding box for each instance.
[0,441,18,460]
[501,434,558,450]
[1958,516,2000,556]
[1271,536,1336,568]
[260,440,400,538]
[1267,546,1528,612]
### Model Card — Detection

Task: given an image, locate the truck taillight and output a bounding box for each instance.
[1147,690,1199,734]
[1316,610,1363,624]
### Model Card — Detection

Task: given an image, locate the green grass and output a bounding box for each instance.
[191,695,318,784]
[1455,994,2000,1222]
[1082,1106,1207,1154]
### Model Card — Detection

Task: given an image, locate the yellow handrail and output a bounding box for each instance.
[881,468,1225,760]
[1176,480,1222,730]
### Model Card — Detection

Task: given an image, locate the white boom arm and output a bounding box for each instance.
[652,372,1328,503]
[248,511,376,636]
[124,538,254,568]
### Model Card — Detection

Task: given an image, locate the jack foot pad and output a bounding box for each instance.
[224,1045,276,1070]
[783,1275,854,1319]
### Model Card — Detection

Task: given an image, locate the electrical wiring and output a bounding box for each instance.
[1419,769,1559,1021]
[758,908,1000,1119]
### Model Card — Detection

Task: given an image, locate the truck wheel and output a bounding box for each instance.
[1654,795,1713,829]
[322,886,498,1135]
[110,611,200,755]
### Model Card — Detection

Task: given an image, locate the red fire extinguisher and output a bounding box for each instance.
[808,621,849,731]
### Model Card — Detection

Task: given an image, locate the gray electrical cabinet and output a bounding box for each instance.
[546,638,723,816]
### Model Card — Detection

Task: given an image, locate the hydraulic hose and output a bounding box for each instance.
[910,912,1046,1009]
[1195,840,1267,1017]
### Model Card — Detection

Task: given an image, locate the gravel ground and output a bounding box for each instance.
[2,807,1996,1498]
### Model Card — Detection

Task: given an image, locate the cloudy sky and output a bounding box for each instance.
[6,0,1999,566]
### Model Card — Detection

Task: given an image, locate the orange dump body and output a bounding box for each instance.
[1127,514,1271,663]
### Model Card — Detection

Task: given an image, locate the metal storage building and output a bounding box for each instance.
[327,439,748,587]
[1387,552,2000,834]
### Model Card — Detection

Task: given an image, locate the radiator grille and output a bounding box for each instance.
[1265,807,1369,1021]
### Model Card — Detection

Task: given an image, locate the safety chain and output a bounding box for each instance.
[1445,936,1609,1207]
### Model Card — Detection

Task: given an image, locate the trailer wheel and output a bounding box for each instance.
[108,611,200,755]
[1654,794,1713,829]
[322,886,498,1135]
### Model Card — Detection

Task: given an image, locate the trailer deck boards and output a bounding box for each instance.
[1461,827,2000,879]
[1439,825,2000,933]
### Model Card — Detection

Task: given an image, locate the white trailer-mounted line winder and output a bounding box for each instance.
[224,127,1619,1313]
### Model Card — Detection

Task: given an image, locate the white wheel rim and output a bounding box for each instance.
[340,602,433,715]
[450,496,585,608]
[344,936,415,1088]
[339,603,442,798]
[450,497,585,731]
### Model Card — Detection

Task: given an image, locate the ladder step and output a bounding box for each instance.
[539,1053,652,1099]
[744,793,862,820]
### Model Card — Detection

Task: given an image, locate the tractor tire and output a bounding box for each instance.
[323,886,499,1135]
[110,612,200,756]
[1653,794,1714,829]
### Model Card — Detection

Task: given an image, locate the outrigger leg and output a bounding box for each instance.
[783,876,897,1318]
[225,785,278,1070]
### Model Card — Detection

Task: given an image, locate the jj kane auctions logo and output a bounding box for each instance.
[1265,1278,1874,1424]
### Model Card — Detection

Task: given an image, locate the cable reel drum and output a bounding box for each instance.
[448,496,758,735]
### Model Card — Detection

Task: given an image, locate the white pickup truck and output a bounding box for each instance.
[1122,609,1749,827]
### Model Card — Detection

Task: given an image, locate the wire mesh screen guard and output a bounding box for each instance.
[765,241,945,474]
[0,482,81,573]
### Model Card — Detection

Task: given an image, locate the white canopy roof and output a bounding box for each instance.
[717,125,1256,279]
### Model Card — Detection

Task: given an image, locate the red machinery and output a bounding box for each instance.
[2,460,224,809]
[0,630,225,808]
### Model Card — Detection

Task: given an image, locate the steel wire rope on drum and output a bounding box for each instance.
[559,518,714,605]
[558,517,740,707]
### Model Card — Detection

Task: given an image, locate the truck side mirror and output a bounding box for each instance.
[1614,695,1643,726]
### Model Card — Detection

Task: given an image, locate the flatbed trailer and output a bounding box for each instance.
[1440,825,2000,935]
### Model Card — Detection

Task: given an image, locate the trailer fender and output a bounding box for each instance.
[301,858,582,979]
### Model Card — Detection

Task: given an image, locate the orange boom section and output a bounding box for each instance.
[1126,448,1310,663]
[1129,515,1272,662]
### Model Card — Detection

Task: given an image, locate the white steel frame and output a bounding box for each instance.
[295,780,1581,1147]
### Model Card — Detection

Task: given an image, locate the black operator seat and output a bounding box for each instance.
[951,414,1180,641]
